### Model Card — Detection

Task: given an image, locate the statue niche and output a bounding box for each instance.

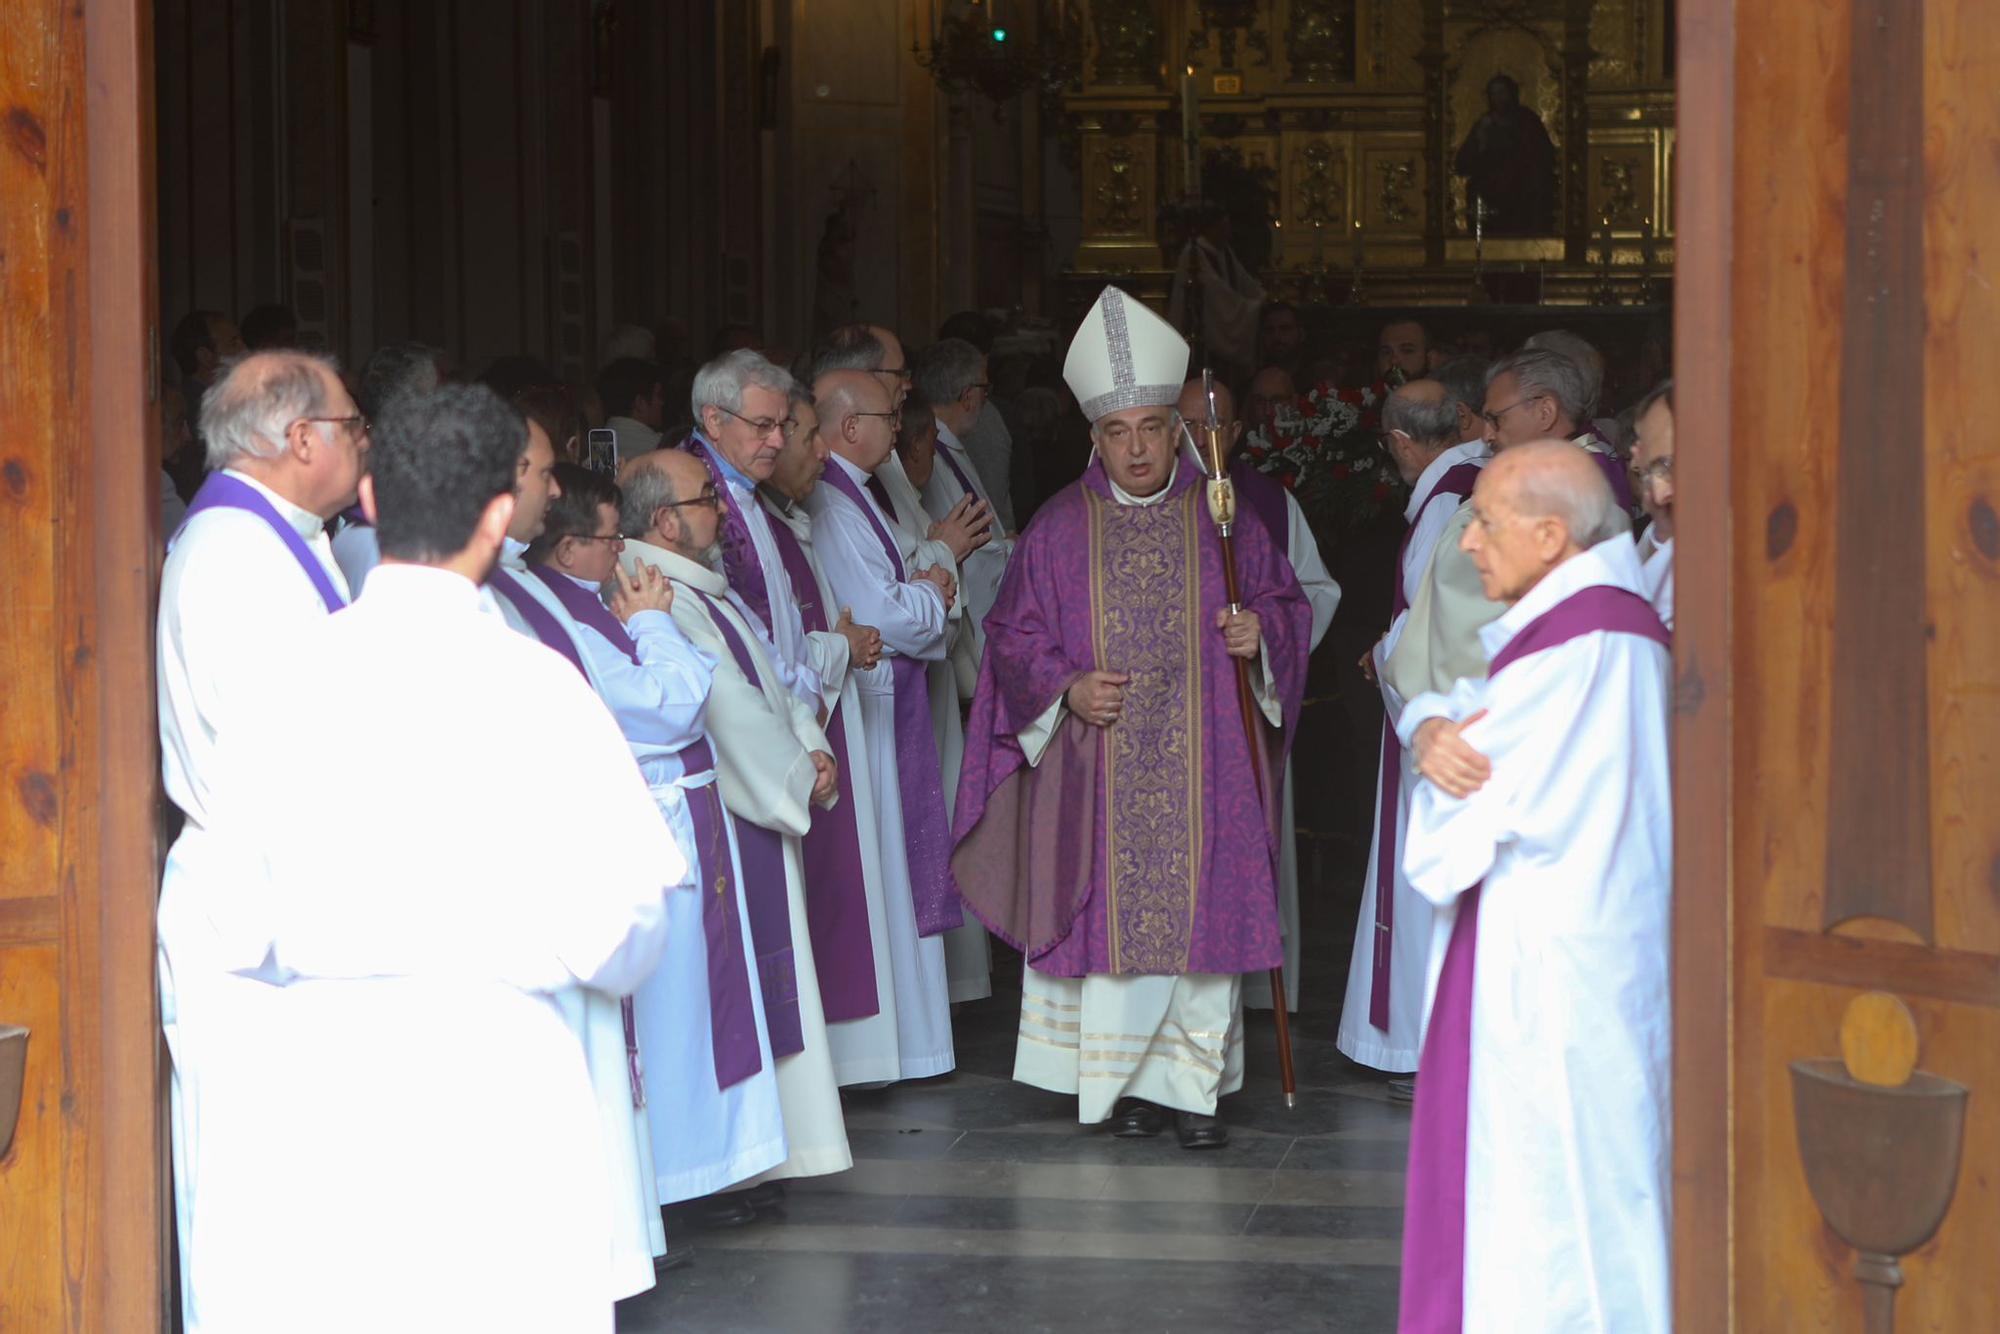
[1453,72,1557,235]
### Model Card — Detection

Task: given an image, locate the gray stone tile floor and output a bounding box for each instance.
[618,858,1404,1333]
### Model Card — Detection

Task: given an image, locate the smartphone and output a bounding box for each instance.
[587,427,618,477]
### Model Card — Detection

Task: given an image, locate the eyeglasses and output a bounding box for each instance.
[1480,395,1545,430]
[662,488,723,511]
[1631,456,1674,492]
[965,381,991,394]
[852,410,903,428]
[870,365,914,383]
[1377,429,1408,456]
[715,405,795,441]
[566,532,625,546]
[300,414,371,440]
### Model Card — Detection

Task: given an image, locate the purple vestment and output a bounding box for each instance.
[684,435,771,632]
[1228,455,1290,551]
[1370,460,1484,1029]
[488,568,591,678]
[690,588,805,1060]
[951,457,1312,976]
[817,462,964,938]
[1397,582,1668,1334]
[761,505,881,1022]
[176,472,347,613]
[678,737,768,1091]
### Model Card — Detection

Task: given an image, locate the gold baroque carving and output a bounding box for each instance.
[1376,156,1417,225]
[1286,0,1356,85]
[1090,0,1162,87]
[1597,155,1640,227]
[1093,141,1144,232]
[1291,139,1347,228]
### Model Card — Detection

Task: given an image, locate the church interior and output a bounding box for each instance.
[3,0,1997,1329]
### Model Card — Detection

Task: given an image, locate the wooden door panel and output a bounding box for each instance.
[0,945,62,1327]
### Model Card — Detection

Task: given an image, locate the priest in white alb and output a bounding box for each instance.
[1395,440,1671,1334]
[619,446,855,1190]
[1630,378,1676,631]
[156,350,365,1332]
[1337,379,1490,1086]
[953,288,1311,1149]
[806,369,965,1080]
[182,383,683,1332]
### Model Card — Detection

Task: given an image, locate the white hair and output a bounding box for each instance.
[1510,442,1632,546]
[1487,348,1590,431]
[199,351,340,470]
[690,349,795,425]
[1521,330,1605,418]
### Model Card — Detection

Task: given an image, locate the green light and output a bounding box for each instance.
[991,26,1008,41]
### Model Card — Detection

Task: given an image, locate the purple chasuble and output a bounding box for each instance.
[690,589,805,1059]
[487,568,590,678]
[684,435,772,632]
[1370,459,1485,1029]
[950,458,1312,975]
[761,508,880,1021]
[1228,456,1290,550]
[176,472,347,613]
[678,736,767,1090]
[818,462,963,936]
[1397,583,1668,1334]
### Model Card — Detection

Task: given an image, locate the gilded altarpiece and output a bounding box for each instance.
[1064,0,1674,313]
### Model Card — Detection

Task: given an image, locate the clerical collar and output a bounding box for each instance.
[827,451,874,491]
[500,535,529,571]
[758,482,798,520]
[1107,455,1181,508]
[221,468,325,541]
[935,419,966,453]
[1481,534,1649,660]
[696,432,755,493]
[624,536,727,595]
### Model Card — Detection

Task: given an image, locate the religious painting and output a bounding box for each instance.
[1443,24,1563,236]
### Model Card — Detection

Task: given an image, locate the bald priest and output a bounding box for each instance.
[951,287,1312,1149]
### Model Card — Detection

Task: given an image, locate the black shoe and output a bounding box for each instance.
[655,1237,696,1273]
[1174,1109,1229,1149]
[1110,1097,1166,1138]
[666,1193,759,1230]
[1386,1077,1416,1104]
[743,1181,787,1215]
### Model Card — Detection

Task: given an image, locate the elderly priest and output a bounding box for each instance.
[1395,440,1671,1334]
[952,287,1311,1149]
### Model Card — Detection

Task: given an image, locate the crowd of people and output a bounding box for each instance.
[155,284,1676,1331]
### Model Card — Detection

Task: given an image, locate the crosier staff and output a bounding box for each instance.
[1189,367,1299,1109]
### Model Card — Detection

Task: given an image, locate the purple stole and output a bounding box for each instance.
[337,504,371,529]
[487,567,590,678]
[690,589,804,1059]
[1398,583,1668,1334]
[935,437,983,504]
[176,472,347,613]
[683,435,772,632]
[762,509,881,1022]
[512,565,690,1100]
[818,462,964,936]
[678,736,768,1090]
[523,565,639,664]
[1369,460,1484,1029]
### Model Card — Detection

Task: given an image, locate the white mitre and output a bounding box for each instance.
[1063,286,1191,423]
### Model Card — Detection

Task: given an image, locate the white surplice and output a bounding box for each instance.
[183,563,684,1334]
[1242,481,1341,1013]
[1637,528,1675,631]
[920,418,1016,649]
[156,469,350,1334]
[619,539,853,1182]
[877,451,993,1002]
[761,492,926,1048]
[804,456,960,1078]
[706,438,823,705]
[1398,537,1672,1334]
[504,565,744,1279]
[1335,441,1488,1070]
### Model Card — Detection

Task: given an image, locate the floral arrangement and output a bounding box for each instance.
[1240,379,1408,547]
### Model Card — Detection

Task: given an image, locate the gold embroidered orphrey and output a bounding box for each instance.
[1088,485,1206,975]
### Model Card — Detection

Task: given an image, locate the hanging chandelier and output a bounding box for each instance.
[913,0,1084,117]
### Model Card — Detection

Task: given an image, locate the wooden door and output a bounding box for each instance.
[0,1,164,1327]
[1675,0,2000,1326]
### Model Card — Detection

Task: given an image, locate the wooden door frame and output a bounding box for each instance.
[1670,0,1734,1327]
[82,0,166,1326]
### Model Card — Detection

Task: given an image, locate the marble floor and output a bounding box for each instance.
[617,876,1407,1334]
